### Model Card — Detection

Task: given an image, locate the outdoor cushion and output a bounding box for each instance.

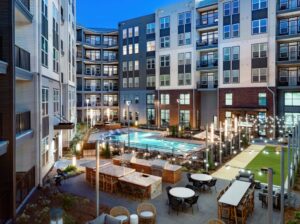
[87,214,106,224]
[114,215,128,222]
[140,211,154,218]
[105,215,122,224]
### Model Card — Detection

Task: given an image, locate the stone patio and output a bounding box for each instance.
[59,172,284,224]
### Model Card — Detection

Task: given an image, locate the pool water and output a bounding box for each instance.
[107,131,202,154]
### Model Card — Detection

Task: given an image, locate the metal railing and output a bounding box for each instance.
[197,59,218,68]
[197,80,218,89]
[196,39,218,48]
[15,45,30,71]
[16,111,31,134]
[196,18,218,29]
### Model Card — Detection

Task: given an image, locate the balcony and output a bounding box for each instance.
[196,19,218,30]
[84,86,101,92]
[16,111,33,140]
[278,74,300,87]
[16,0,33,23]
[277,55,300,65]
[196,39,218,50]
[84,101,101,107]
[103,86,118,92]
[15,45,32,80]
[277,1,300,15]
[277,24,300,40]
[102,56,118,63]
[197,80,218,90]
[196,59,218,71]
[103,41,118,48]
[103,101,118,107]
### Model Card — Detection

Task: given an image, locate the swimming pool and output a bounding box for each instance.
[105,131,202,154]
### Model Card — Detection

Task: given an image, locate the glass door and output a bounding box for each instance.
[289,44,297,61]
[289,69,297,86]
[208,74,214,88]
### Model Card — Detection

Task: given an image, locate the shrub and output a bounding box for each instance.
[64,165,77,173]
[295,211,300,220]
[101,142,111,159]
[62,195,77,211]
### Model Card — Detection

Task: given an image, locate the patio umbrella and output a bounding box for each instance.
[193,131,219,141]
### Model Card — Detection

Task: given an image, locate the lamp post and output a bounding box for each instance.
[126,100,131,149]
[219,122,222,165]
[86,98,90,130]
[95,141,100,217]
[177,99,180,128]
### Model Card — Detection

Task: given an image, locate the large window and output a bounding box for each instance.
[160,94,170,105]
[179,94,190,105]
[252,19,268,34]
[232,0,240,14]
[160,55,170,67]
[258,93,267,106]
[224,2,231,16]
[134,26,139,36]
[122,78,127,88]
[160,75,170,86]
[41,137,49,167]
[134,43,139,54]
[42,88,49,116]
[161,109,170,127]
[52,4,59,73]
[178,11,191,25]
[223,46,240,84]
[179,110,190,127]
[160,36,170,48]
[252,68,267,83]
[122,29,127,39]
[178,52,191,85]
[147,109,155,125]
[147,94,155,105]
[200,10,218,25]
[160,16,170,29]
[252,43,268,58]
[146,23,155,34]
[147,58,155,69]
[285,92,300,106]
[41,0,48,67]
[53,88,60,114]
[123,45,127,55]
[223,25,231,39]
[147,41,155,52]
[285,112,300,127]
[225,93,233,105]
[85,35,101,45]
[252,0,268,10]
[128,44,133,55]
[134,60,139,71]
[147,76,155,87]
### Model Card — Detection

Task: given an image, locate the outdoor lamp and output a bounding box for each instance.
[72,155,77,166]
[76,143,81,152]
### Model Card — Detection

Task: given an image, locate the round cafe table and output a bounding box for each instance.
[191,174,212,182]
[169,187,195,199]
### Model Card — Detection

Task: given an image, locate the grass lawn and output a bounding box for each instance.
[245,146,288,186]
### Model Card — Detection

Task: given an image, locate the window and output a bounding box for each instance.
[147,94,155,104]
[146,23,155,34]
[41,0,48,67]
[223,48,231,61]
[134,77,139,87]
[179,94,190,105]
[128,44,133,54]
[252,19,268,34]
[147,109,155,124]
[52,4,59,73]
[147,41,155,52]
[178,53,191,86]
[122,78,127,88]
[232,0,239,14]
[128,28,133,38]
[232,23,239,37]
[232,47,239,60]
[285,92,300,106]
[225,93,233,105]
[200,10,218,25]
[53,89,60,114]
[160,75,170,86]
[179,110,190,126]
[135,96,139,104]
[161,110,170,127]
[147,58,155,69]
[134,26,139,36]
[178,73,191,85]
[223,70,231,84]
[178,11,191,25]
[252,0,268,10]
[160,36,170,48]
[160,55,170,67]
[252,43,268,58]
[258,93,267,106]
[128,61,133,71]
[122,29,127,39]
[128,77,133,88]
[252,68,267,82]
[147,76,156,87]
[134,43,139,54]
[123,45,127,55]
[42,88,49,116]
[232,70,240,83]
[224,2,231,16]
[122,61,127,72]
[161,94,170,105]
[223,47,240,84]
[134,60,139,70]
[160,16,170,29]
[41,137,49,166]
[224,25,231,39]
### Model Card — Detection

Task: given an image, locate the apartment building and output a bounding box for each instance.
[76,26,119,125]
[155,0,200,129]
[276,0,300,127]
[118,14,156,126]
[0,0,76,222]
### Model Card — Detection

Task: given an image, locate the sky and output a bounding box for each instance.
[76,0,184,29]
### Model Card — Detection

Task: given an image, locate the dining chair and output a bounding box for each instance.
[236,199,248,224]
[206,178,217,192]
[184,195,199,214]
[168,196,183,216]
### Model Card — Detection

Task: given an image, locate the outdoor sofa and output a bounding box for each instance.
[86,213,122,224]
[235,171,254,183]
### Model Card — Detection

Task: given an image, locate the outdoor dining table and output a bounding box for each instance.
[169,187,195,199]
[191,174,212,182]
[218,180,251,224]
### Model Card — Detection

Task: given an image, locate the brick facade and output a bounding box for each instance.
[219,87,275,121]
[157,89,200,129]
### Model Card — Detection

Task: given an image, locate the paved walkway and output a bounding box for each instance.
[212,144,265,180]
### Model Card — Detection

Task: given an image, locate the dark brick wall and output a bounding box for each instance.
[157,90,200,128]
[219,87,275,121]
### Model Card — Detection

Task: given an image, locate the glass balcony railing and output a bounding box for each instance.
[197,59,218,69]
[196,39,218,49]
[196,18,218,29]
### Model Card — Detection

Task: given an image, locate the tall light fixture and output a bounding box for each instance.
[126,100,131,149]
[86,98,90,130]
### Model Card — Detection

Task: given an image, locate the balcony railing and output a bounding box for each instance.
[278,24,300,36]
[16,111,31,134]
[84,101,101,107]
[19,0,30,11]
[278,53,300,62]
[103,86,118,91]
[278,1,300,11]
[15,45,30,71]
[196,18,218,29]
[103,101,118,107]
[197,59,218,69]
[84,86,101,91]
[196,39,218,49]
[103,56,118,62]
[278,74,300,86]
[197,80,218,89]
